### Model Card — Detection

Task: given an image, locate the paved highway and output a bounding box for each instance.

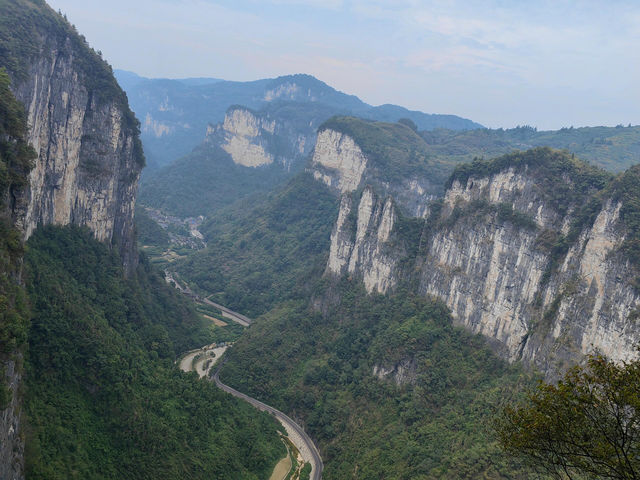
[170,275,321,478]
[165,271,251,326]
[213,365,323,480]
[200,297,251,326]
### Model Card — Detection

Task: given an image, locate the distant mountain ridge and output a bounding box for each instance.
[115,69,483,167]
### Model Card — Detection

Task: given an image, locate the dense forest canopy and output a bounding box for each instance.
[23,226,284,479]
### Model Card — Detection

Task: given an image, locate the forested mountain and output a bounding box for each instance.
[156,171,535,478]
[156,116,640,477]
[3,1,640,479]
[0,2,283,478]
[23,226,284,479]
[115,69,483,167]
[0,67,34,480]
[139,114,640,221]
[420,124,640,173]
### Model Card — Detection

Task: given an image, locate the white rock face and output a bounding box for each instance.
[328,165,640,375]
[326,187,398,294]
[264,82,302,102]
[534,200,639,366]
[423,173,640,372]
[143,113,172,138]
[219,109,275,167]
[12,44,141,272]
[310,129,368,193]
[444,169,559,227]
[422,217,547,361]
[326,195,355,275]
[373,359,416,385]
[309,128,440,217]
[2,25,143,480]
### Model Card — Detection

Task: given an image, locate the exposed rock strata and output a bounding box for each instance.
[8,32,143,273]
[0,6,145,478]
[417,172,640,373]
[326,187,399,294]
[322,150,640,375]
[309,128,439,217]
[206,106,314,169]
[311,129,369,193]
[372,359,417,385]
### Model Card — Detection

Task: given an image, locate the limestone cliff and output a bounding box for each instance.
[0,2,145,477]
[205,106,314,169]
[2,0,144,273]
[323,147,640,376]
[310,129,369,193]
[309,121,445,217]
[325,187,399,294]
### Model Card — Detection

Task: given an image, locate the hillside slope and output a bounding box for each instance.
[23,226,284,480]
[323,144,640,375]
[0,3,288,479]
[116,70,482,167]
[420,124,640,173]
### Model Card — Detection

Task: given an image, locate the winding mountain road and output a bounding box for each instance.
[165,270,251,326]
[213,365,323,480]
[172,280,323,479]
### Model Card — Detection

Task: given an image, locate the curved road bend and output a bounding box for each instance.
[165,271,251,327]
[213,367,323,480]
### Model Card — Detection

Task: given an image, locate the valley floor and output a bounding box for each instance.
[175,298,322,480]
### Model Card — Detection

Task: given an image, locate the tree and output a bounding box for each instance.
[398,118,418,132]
[495,353,640,479]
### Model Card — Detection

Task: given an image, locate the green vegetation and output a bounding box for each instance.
[0,0,144,165]
[496,352,640,479]
[0,68,34,405]
[0,68,34,196]
[319,116,455,186]
[135,207,170,247]
[139,144,297,217]
[447,147,611,214]
[441,199,537,233]
[23,225,284,479]
[445,148,640,288]
[175,173,339,317]
[220,281,534,479]
[421,124,640,173]
[609,165,640,265]
[299,463,311,480]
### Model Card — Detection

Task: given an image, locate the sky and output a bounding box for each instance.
[46,0,640,130]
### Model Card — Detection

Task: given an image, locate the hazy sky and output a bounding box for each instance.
[46,0,640,130]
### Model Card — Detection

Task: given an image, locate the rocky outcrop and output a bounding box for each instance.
[326,187,399,294]
[420,169,640,374]
[372,359,417,386]
[310,129,368,193]
[1,360,23,480]
[322,148,640,376]
[213,107,275,167]
[143,113,173,138]
[206,106,314,169]
[309,127,440,217]
[5,13,143,273]
[0,3,145,477]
